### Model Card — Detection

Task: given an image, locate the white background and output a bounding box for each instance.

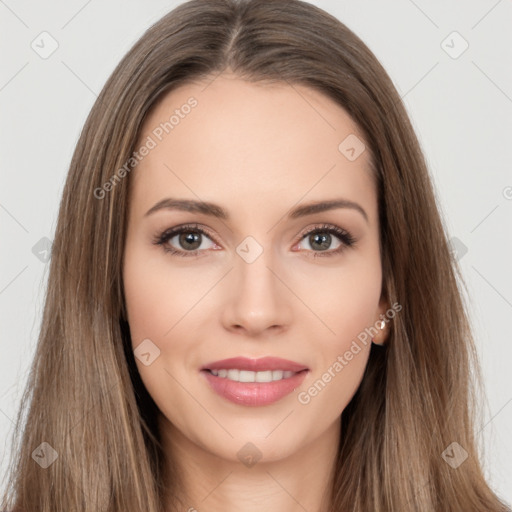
[1,0,511,504]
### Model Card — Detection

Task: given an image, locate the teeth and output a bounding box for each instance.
[209,369,297,382]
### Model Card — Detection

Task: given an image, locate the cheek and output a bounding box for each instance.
[123,267,171,345]
[122,242,212,345]
[122,244,202,421]
[293,252,382,414]
[293,251,382,346]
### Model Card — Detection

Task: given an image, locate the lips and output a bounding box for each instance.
[202,370,308,406]
[200,356,309,406]
[201,356,309,373]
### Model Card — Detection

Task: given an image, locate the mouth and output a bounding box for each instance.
[200,356,309,406]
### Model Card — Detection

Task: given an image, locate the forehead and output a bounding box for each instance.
[130,74,376,224]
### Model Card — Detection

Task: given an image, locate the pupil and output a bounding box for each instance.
[311,233,330,251]
[180,232,201,250]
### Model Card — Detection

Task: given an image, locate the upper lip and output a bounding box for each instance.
[201,356,309,373]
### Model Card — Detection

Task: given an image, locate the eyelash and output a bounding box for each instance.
[152,223,357,258]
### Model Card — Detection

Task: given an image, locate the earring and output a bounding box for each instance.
[371,319,386,345]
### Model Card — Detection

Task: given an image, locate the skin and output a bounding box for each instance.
[123,73,390,512]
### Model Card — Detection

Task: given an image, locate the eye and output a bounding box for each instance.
[153,222,357,258]
[152,223,219,257]
[294,223,357,258]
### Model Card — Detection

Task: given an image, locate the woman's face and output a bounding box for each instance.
[123,73,389,464]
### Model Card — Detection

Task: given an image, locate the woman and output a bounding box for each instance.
[1,0,510,510]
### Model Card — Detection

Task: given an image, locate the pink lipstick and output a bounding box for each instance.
[200,356,309,406]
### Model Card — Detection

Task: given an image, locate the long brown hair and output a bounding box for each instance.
[2,0,510,510]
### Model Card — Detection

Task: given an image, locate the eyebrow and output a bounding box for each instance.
[145,197,368,223]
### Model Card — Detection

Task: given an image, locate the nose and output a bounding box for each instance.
[220,246,293,337]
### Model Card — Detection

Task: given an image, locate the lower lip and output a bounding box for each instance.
[201,370,309,406]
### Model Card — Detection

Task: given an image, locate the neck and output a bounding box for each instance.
[159,414,340,512]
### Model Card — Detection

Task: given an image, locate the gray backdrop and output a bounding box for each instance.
[1,0,511,503]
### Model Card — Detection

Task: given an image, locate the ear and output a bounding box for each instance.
[372,293,391,346]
